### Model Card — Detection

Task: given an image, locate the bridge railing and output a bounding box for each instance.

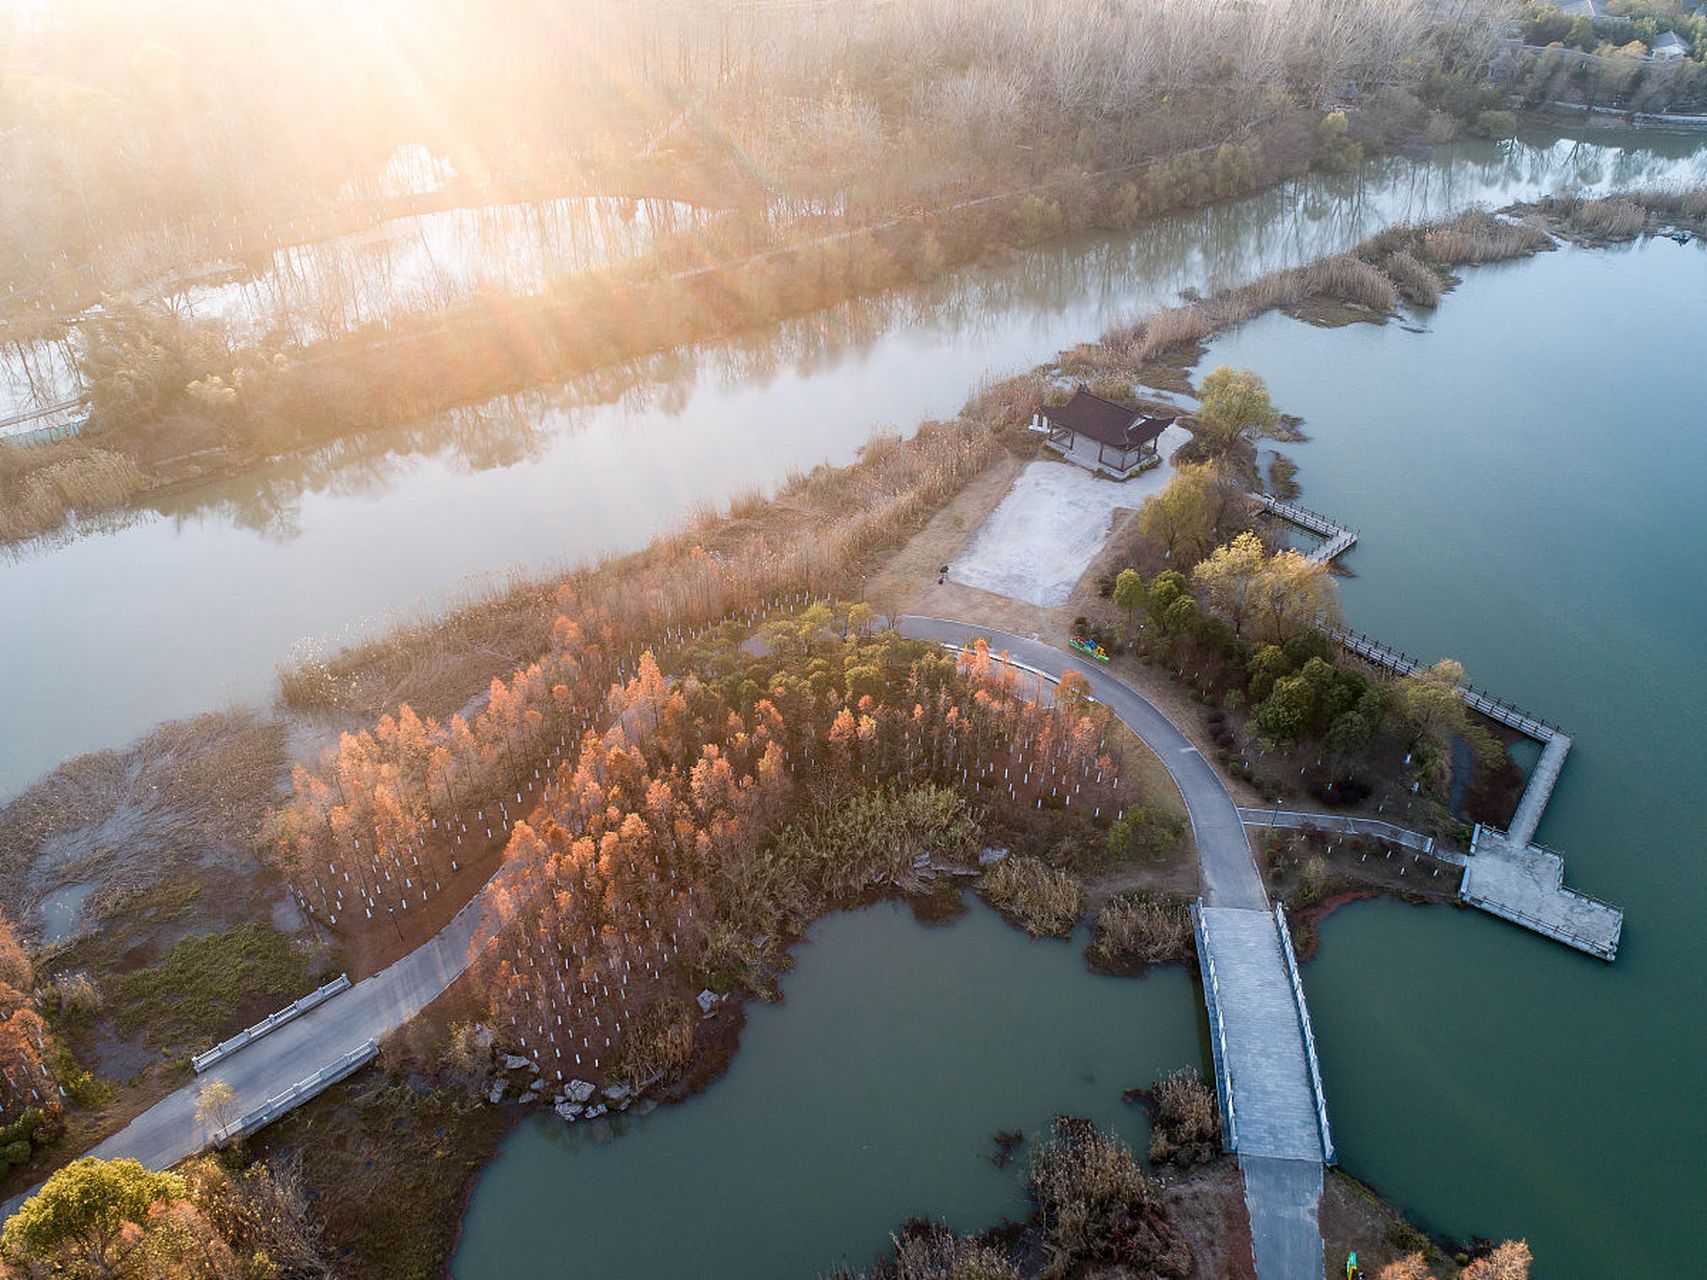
[215,1040,379,1147]
[1238,807,1437,856]
[192,974,350,1073]
[1320,623,1568,741]
[1273,904,1335,1165]
[1191,900,1238,1154]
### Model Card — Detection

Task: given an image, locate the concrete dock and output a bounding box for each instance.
[1460,825,1623,960]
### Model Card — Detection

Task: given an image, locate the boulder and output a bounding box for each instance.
[603,1082,631,1103]
[584,1103,609,1120]
[566,1079,597,1104]
[978,846,1010,866]
[528,1078,544,1092]
[472,1023,495,1049]
[553,1101,584,1122]
[696,989,719,1015]
[500,1054,533,1071]
[486,1081,505,1105]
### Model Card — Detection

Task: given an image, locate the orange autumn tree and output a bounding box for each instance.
[472,629,1132,1090]
[0,911,54,1122]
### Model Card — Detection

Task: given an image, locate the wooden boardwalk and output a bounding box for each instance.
[1251,493,1357,564]
[1289,533,1624,960]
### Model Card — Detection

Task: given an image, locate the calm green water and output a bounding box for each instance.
[452,898,1200,1278]
[1200,237,1707,1274]
[8,130,1707,801]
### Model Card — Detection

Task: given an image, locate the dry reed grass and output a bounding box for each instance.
[1031,1117,1156,1276]
[1382,250,1442,307]
[980,854,1084,938]
[1086,893,1192,974]
[1420,209,1552,265]
[1569,196,1649,241]
[1146,1066,1220,1167]
[0,447,151,542]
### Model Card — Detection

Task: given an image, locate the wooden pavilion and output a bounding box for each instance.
[1033,389,1174,478]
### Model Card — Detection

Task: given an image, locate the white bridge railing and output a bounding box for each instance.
[192,974,350,1073]
[1273,904,1335,1165]
[1191,900,1238,1153]
[215,1040,378,1147]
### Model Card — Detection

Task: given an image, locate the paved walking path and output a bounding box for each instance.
[14,617,1333,1279]
[2,888,493,1219]
[897,617,1327,1279]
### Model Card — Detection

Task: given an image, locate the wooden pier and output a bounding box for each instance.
[1247,489,1623,959]
[1302,563,1623,958]
[1250,492,1357,564]
[1460,826,1623,961]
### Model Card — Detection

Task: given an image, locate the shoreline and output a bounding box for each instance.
[3,187,1679,1276]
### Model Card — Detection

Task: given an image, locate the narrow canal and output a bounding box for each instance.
[5,130,1705,800]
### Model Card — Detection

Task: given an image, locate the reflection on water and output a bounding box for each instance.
[180,194,713,346]
[3,129,1706,799]
[1195,236,1707,1279]
[452,897,1201,1280]
[0,194,713,417]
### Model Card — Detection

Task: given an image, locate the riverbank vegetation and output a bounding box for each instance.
[0,1152,334,1278]
[829,1103,1535,1280]
[2,0,1485,307]
[0,0,1521,544]
[1513,1,1707,114]
[1516,186,1707,243]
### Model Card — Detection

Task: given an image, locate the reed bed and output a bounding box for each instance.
[1086,893,1192,974]
[1420,209,1551,266]
[980,854,1085,938]
[1381,249,1443,307]
[1145,1066,1220,1167]
[1099,207,1562,373]
[1572,197,1649,241]
[0,447,151,542]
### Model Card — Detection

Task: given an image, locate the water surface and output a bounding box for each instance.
[1199,236,1707,1275]
[453,897,1200,1279]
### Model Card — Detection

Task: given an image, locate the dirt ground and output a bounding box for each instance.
[1157,1159,1461,1280]
[1157,1158,1257,1279]
[1322,1167,1463,1277]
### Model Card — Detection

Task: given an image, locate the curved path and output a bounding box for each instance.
[14,616,1327,1280]
[897,616,1328,1280]
[1,889,493,1219]
[899,617,1265,911]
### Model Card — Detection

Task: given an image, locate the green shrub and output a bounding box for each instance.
[1473,109,1517,139]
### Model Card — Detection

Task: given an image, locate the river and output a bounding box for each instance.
[6,129,1706,802]
[453,184,1707,1276]
[1196,234,1707,1275]
[452,897,1200,1279]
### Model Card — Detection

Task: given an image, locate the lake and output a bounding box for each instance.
[1199,234,1707,1275]
[451,897,1201,1279]
[6,130,1706,800]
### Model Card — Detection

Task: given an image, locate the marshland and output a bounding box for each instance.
[4,3,1707,1279]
